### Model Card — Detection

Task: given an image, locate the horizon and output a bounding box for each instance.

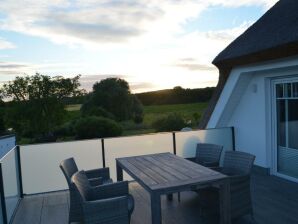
[0,0,278,93]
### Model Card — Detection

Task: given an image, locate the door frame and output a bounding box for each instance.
[271,77,298,183]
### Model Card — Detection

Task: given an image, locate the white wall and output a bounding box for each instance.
[207,56,298,168]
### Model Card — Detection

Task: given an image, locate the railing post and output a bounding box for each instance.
[231,127,236,151]
[172,132,176,155]
[101,139,106,168]
[16,146,24,198]
[0,163,8,224]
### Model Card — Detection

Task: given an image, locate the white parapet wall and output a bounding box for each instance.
[19,128,234,194]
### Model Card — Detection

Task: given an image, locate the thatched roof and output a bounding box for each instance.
[213,0,298,68]
[200,0,298,128]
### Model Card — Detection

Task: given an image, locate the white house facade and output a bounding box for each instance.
[201,0,298,183]
[207,56,298,182]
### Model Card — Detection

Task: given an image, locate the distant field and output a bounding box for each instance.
[65,102,208,135]
[143,103,208,126]
[65,104,82,111]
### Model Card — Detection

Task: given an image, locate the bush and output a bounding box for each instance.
[53,121,76,138]
[152,113,186,132]
[74,116,122,139]
[80,104,115,119]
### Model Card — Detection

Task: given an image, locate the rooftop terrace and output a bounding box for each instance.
[11,172,298,224]
[0,128,298,224]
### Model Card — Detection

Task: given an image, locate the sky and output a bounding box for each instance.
[0,0,278,93]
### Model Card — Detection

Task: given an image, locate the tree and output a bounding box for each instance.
[152,113,186,132]
[1,73,83,140]
[81,78,143,122]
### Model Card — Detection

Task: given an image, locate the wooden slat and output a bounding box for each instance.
[117,153,226,191]
[40,204,68,224]
[11,174,298,224]
[12,195,44,224]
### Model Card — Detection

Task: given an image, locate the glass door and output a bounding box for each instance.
[275,82,298,179]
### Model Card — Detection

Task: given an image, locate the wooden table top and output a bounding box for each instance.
[116,152,226,192]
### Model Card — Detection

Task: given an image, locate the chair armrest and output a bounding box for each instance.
[91,181,129,200]
[82,196,129,224]
[89,177,103,186]
[85,167,110,180]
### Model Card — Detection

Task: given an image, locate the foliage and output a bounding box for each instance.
[53,121,76,138]
[152,113,187,132]
[143,102,207,128]
[0,73,83,139]
[81,78,143,122]
[0,101,7,135]
[74,116,122,139]
[80,103,115,119]
[136,86,215,105]
[131,95,144,123]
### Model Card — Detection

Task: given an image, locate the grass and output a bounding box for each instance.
[65,104,82,111]
[143,103,208,127]
[65,102,208,136]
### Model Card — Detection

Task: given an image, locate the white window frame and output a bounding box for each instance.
[271,77,298,183]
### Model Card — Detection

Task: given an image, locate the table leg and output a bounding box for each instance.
[116,161,123,181]
[150,193,162,224]
[219,179,231,224]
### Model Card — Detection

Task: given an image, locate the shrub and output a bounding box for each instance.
[74,116,122,139]
[80,104,115,120]
[53,121,76,138]
[152,113,186,132]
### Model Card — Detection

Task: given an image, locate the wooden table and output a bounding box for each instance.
[116,152,230,224]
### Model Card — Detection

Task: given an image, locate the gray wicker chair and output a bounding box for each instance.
[194,143,223,167]
[198,151,256,220]
[72,170,134,224]
[60,158,113,223]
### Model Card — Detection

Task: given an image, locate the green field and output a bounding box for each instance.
[143,103,208,126]
[65,102,208,136]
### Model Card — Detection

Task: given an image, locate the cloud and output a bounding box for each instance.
[0,61,32,75]
[0,0,278,47]
[79,74,130,91]
[129,82,156,93]
[0,38,15,49]
[173,57,217,71]
[0,0,279,92]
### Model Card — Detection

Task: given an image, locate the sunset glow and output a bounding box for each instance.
[0,0,278,92]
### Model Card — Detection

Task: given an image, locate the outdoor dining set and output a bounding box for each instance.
[59,144,255,224]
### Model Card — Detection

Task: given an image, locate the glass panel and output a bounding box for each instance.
[0,136,16,158]
[288,99,298,149]
[176,128,234,163]
[104,133,173,180]
[0,147,20,222]
[284,83,292,98]
[276,84,284,98]
[20,140,102,194]
[278,146,298,178]
[276,100,286,147]
[293,82,298,97]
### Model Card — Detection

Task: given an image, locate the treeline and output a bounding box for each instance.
[136,86,215,106]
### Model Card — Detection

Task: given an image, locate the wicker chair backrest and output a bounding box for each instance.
[196,143,223,164]
[223,151,255,175]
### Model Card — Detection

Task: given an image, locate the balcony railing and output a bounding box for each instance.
[0,127,234,224]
